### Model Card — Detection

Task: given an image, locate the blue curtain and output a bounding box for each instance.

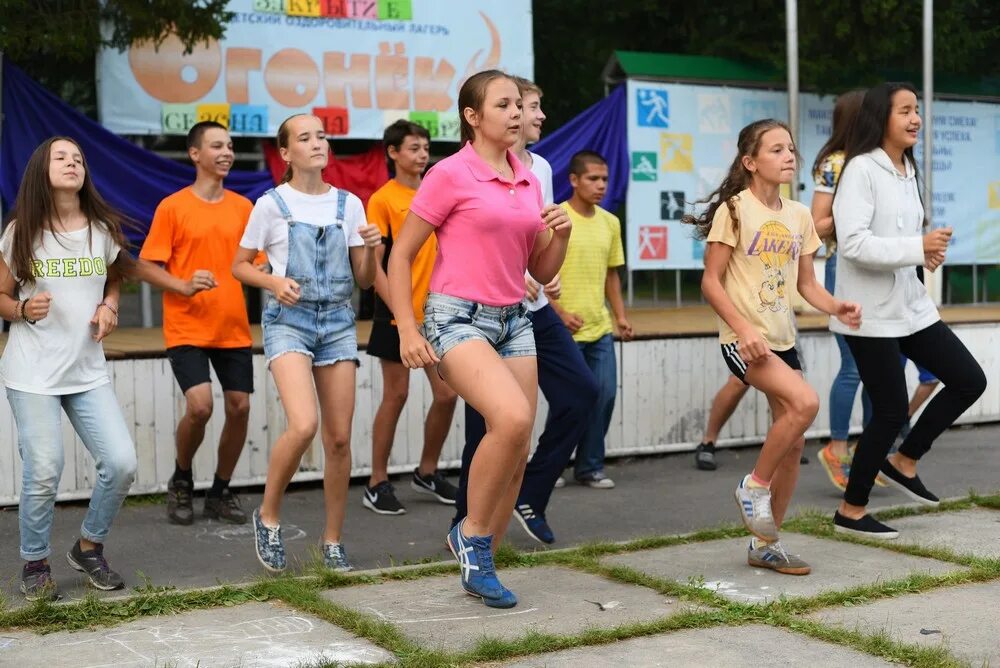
[533,84,628,212]
[0,61,274,244]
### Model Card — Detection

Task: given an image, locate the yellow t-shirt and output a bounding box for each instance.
[706,189,821,351]
[367,179,437,324]
[557,202,625,343]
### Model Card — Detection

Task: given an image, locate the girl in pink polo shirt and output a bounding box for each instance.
[387,70,571,609]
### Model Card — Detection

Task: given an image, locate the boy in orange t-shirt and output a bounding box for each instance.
[134,121,254,527]
[363,120,458,515]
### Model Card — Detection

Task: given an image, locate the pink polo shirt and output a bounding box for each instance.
[409,142,546,307]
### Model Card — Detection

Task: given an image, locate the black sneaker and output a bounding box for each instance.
[411,469,458,504]
[167,476,194,525]
[878,459,940,506]
[833,511,899,540]
[800,454,810,465]
[204,488,248,524]
[695,442,717,470]
[66,540,125,590]
[362,481,406,515]
[20,561,59,601]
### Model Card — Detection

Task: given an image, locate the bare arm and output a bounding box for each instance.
[810,191,835,241]
[796,251,862,329]
[604,268,633,341]
[126,258,216,296]
[701,241,769,363]
[372,245,391,306]
[232,245,302,307]
[92,262,123,341]
[387,212,438,367]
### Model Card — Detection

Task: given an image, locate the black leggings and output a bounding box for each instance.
[844,320,986,507]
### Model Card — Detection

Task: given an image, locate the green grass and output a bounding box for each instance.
[2,493,998,667]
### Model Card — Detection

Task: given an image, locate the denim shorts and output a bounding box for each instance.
[262,297,359,368]
[423,292,535,360]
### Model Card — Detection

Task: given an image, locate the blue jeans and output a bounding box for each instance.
[575,333,617,477]
[8,383,137,561]
[825,253,872,440]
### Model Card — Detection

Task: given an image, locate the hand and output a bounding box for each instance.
[616,317,634,342]
[358,224,383,248]
[541,204,572,237]
[524,277,540,301]
[559,310,584,333]
[833,300,862,330]
[271,276,301,306]
[91,303,118,342]
[184,269,217,296]
[922,227,952,255]
[736,327,770,365]
[24,292,52,322]
[543,274,561,300]
[924,251,946,272]
[399,327,439,369]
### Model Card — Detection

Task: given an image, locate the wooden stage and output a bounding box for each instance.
[2,304,999,359]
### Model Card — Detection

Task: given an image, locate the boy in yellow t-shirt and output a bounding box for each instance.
[364,120,458,516]
[550,151,633,489]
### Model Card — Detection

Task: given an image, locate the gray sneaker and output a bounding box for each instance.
[66,541,125,590]
[20,561,59,601]
[252,508,286,573]
[576,470,615,489]
[734,474,779,542]
[747,540,811,575]
[204,488,248,524]
[322,542,354,572]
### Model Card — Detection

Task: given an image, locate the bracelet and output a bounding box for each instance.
[22,299,36,325]
[99,301,119,317]
[13,299,23,321]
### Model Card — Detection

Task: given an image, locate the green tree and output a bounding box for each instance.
[0,0,233,114]
[534,0,1000,128]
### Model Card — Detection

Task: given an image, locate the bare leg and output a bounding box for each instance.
[314,361,357,544]
[703,374,750,443]
[419,366,458,476]
[175,384,213,470]
[259,354,318,526]
[369,360,409,487]
[216,391,250,480]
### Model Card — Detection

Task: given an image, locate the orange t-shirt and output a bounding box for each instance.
[140,187,253,349]
[367,179,437,324]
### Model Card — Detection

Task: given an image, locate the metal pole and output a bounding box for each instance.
[785,0,800,200]
[923,0,934,223]
[132,136,154,328]
[627,269,633,307]
[0,50,5,223]
[675,269,681,308]
[972,263,978,304]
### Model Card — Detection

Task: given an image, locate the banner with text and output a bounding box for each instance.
[97,0,533,140]
[625,79,1000,268]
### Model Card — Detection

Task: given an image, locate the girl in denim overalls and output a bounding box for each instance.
[234,114,381,573]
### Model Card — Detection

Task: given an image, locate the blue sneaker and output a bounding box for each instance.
[322,542,353,572]
[446,520,517,608]
[253,508,286,573]
[513,503,555,544]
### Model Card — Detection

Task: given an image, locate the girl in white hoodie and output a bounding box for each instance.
[831,82,986,539]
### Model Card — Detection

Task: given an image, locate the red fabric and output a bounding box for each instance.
[262,142,389,208]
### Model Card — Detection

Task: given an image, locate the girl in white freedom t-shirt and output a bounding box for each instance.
[0,137,138,601]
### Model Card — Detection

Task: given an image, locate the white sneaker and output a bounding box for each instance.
[577,471,615,489]
[553,476,566,489]
[734,474,778,542]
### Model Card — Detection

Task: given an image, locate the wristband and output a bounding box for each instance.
[22,299,36,325]
[99,301,119,317]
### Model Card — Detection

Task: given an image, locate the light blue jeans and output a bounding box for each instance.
[8,383,137,561]
[574,334,617,477]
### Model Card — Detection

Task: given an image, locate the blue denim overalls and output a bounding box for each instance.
[261,187,359,367]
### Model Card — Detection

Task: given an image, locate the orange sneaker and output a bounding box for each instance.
[819,444,850,492]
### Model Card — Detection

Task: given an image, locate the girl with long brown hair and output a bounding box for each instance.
[685,119,861,575]
[0,137,136,600]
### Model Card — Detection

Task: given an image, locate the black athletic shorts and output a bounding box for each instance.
[367,319,402,363]
[166,346,254,394]
[721,342,801,385]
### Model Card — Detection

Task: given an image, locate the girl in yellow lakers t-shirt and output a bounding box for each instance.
[683,119,862,576]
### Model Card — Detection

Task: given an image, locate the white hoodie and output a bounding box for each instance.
[831,148,939,337]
